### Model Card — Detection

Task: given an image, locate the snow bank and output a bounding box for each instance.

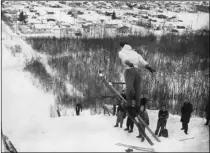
[2,21,54,147]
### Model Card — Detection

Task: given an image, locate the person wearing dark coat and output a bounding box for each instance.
[114,102,126,128]
[114,90,127,128]
[75,103,82,116]
[124,100,139,133]
[136,104,149,142]
[180,101,193,134]
[121,89,126,100]
[155,104,169,137]
[140,95,148,106]
[204,103,209,125]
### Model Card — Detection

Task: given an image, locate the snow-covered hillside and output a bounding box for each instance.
[1,21,209,152]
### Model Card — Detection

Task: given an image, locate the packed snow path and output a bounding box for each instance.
[1,21,209,152]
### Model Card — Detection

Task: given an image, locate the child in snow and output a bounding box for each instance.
[114,102,126,128]
[114,89,127,128]
[155,104,169,137]
[124,100,138,133]
[180,100,193,134]
[136,104,149,142]
[118,42,155,110]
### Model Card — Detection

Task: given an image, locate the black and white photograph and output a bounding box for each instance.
[1,0,209,152]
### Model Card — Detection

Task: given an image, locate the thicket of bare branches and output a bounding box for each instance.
[25,32,209,116]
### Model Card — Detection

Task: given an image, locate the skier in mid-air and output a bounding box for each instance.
[118,41,155,113]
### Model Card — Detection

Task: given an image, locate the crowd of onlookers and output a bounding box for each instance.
[113,89,209,141]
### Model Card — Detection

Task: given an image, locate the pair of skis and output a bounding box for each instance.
[116,143,154,152]
[98,72,160,146]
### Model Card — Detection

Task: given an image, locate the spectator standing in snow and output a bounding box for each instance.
[204,102,209,125]
[124,100,138,133]
[136,104,149,142]
[118,42,155,112]
[75,103,82,116]
[180,100,193,134]
[114,102,126,128]
[155,104,169,137]
[114,89,126,128]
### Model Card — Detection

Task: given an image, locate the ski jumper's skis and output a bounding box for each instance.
[99,72,156,146]
[99,72,160,143]
[135,115,160,142]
